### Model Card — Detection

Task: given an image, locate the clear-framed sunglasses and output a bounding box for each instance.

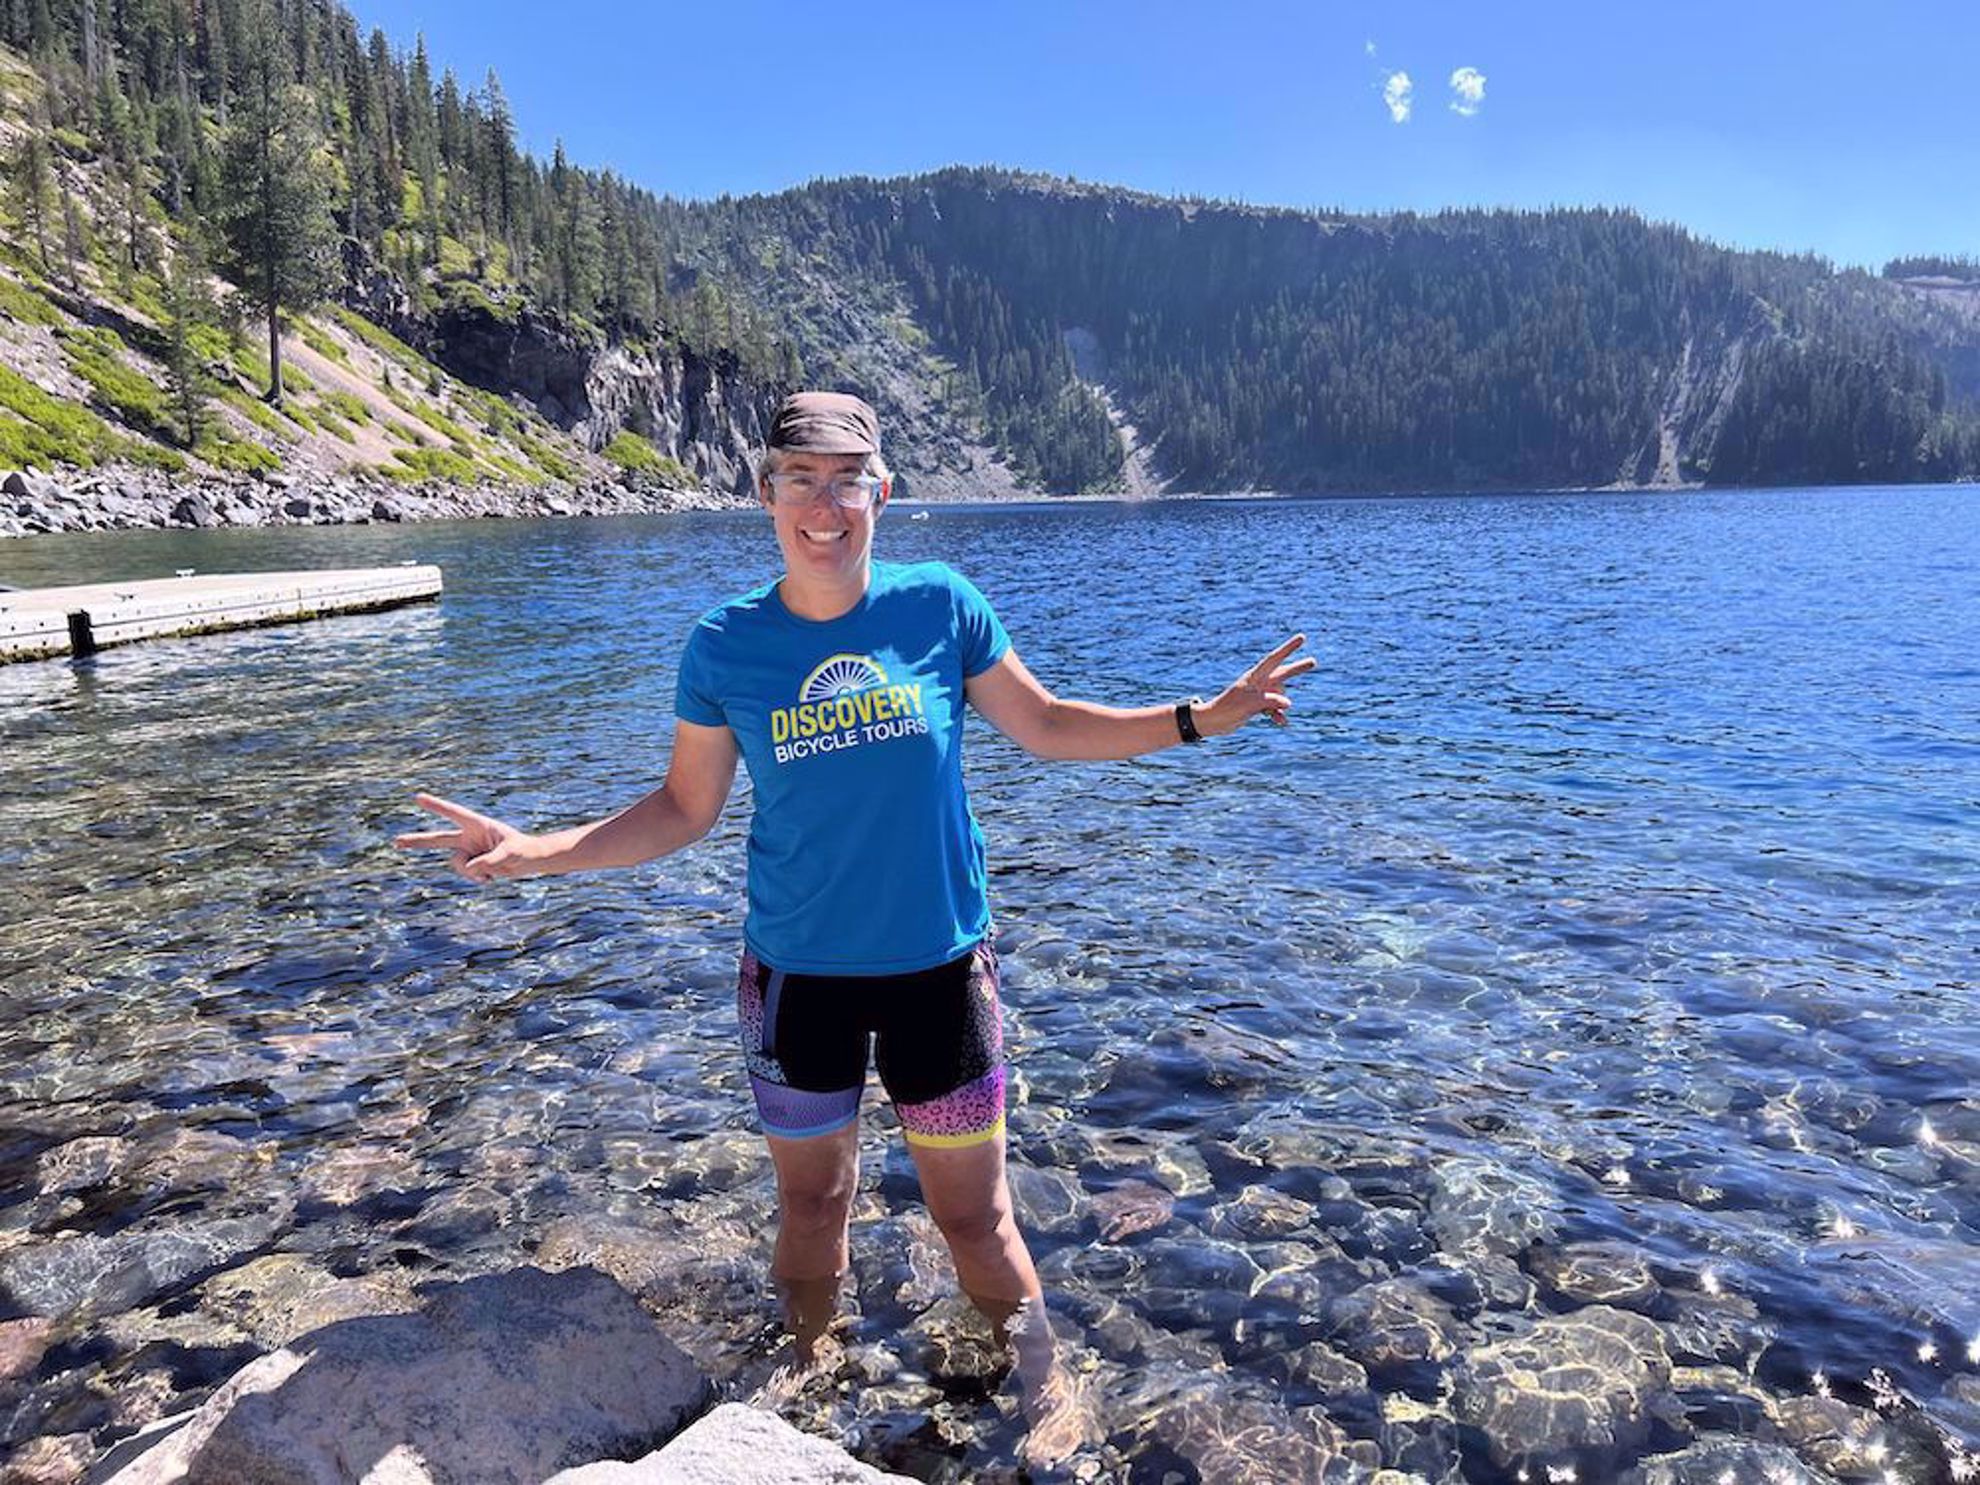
[765,472,886,510]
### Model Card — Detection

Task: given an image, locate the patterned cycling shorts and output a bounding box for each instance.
[737,939,1005,1149]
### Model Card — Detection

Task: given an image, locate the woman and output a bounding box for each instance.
[398,391,1312,1462]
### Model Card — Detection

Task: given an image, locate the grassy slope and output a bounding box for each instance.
[0,43,691,490]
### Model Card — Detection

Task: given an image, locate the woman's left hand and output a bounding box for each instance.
[1201,634,1316,734]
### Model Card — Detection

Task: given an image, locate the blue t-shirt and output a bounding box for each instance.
[674,560,1011,975]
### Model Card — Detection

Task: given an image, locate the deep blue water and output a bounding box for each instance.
[1,485,1976,1479]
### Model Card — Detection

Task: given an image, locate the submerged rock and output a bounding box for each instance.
[1531,1241,1661,1310]
[1767,1394,1944,1482]
[1,1316,55,1391]
[34,1135,135,1194]
[1451,1304,1677,1470]
[0,1217,278,1320]
[192,1253,418,1347]
[1206,1183,1314,1242]
[1,1431,93,1485]
[1325,1278,1464,1372]
[1006,1161,1083,1235]
[1617,1437,1824,1483]
[1425,1156,1562,1260]
[1089,1179,1176,1243]
[1125,1374,1379,1483]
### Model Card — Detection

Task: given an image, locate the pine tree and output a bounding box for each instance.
[163,236,212,446]
[8,129,56,273]
[216,0,339,404]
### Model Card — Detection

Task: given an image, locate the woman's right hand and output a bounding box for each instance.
[395,793,538,883]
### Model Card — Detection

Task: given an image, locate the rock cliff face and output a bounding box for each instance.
[582,344,777,500]
[374,297,783,501]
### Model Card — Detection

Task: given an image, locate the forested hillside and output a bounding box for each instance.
[3,0,1978,505]
[683,173,1980,492]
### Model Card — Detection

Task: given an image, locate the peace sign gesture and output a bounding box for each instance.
[1200,634,1315,735]
[394,793,536,883]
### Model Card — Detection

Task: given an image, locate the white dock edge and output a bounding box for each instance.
[0,565,444,663]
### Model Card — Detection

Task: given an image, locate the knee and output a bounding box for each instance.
[932,1197,1014,1252]
[780,1179,855,1237]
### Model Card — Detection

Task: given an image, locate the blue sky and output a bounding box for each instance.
[345,0,1977,271]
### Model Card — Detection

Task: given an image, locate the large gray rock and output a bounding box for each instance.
[101,1266,707,1485]
[543,1403,920,1483]
[4,469,66,503]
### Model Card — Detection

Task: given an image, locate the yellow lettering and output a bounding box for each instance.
[771,708,791,744]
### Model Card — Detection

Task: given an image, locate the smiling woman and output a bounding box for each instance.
[398,388,1311,1469]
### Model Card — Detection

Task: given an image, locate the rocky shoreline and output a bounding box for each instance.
[0,466,749,540]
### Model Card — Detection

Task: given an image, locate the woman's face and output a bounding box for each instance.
[761,452,888,588]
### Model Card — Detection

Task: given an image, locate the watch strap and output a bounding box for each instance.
[1175,697,1204,744]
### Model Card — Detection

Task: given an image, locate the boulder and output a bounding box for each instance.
[1452,1305,1676,1471]
[3,470,65,503]
[542,1403,920,1483]
[169,493,220,528]
[101,1266,708,1485]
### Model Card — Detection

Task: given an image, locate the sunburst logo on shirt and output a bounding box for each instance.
[798,653,889,702]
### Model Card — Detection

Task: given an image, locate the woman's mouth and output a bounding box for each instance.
[800,529,848,545]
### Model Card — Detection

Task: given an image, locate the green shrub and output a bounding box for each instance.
[0,274,61,326]
[408,400,471,443]
[389,445,479,482]
[0,366,121,465]
[218,386,290,436]
[296,317,350,364]
[125,441,186,472]
[330,306,429,372]
[473,392,520,435]
[516,434,579,482]
[187,323,235,367]
[604,430,691,484]
[320,390,372,424]
[603,429,664,473]
[197,434,281,473]
[58,325,176,439]
[311,406,354,441]
[439,278,519,323]
[483,451,537,483]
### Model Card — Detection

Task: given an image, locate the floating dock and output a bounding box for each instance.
[0,564,444,663]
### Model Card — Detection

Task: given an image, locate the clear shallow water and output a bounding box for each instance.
[1,487,1976,1481]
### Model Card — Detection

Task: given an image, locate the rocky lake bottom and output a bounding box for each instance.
[1,486,1976,1482]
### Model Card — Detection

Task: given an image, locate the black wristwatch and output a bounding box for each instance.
[1174,697,1204,744]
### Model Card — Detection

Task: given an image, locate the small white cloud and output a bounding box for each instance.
[1365,39,1378,57]
[1383,71,1413,124]
[1449,65,1486,116]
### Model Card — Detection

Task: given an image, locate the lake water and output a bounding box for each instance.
[2,486,1976,1482]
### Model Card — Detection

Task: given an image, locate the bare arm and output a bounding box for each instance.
[964,636,1313,762]
[396,720,740,883]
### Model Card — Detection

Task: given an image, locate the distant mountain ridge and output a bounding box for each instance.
[2,1,1978,503]
[675,168,1980,492]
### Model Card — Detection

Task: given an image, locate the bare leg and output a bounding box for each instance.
[910,1136,1093,1465]
[766,1124,859,1362]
